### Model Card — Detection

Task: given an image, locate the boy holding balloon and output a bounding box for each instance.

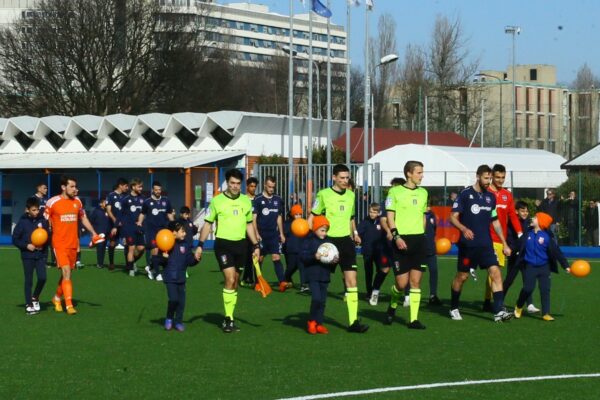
[12,197,49,314]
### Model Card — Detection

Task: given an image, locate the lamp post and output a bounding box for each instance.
[505,25,520,147]
[476,73,504,147]
[370,54,399,158]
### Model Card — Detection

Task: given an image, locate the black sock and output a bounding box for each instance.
[492,291,504,314]
[450,288,461,310]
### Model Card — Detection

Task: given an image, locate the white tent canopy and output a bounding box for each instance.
[357,144,568,188]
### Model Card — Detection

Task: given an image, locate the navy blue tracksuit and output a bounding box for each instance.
[162,240,199,324]
[300,234,332,324]
[89,206,112,266]
[12,213,49,305]
[357,216,386,296]
[515,228,569,315]
[178,217,198,249]
[423,210,439,297]
[283,217,306,284]
[503,216,531,300]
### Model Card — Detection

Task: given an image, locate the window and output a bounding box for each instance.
[46,131,65,150]
[175,127,197,148]
[529,68,537,81]
[77,130,96,150]
[141,128,163,149]
[15,132,34,150]
[108,130,129,150]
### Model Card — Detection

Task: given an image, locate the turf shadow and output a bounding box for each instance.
[360,307,408,326]
[274,312,347,331]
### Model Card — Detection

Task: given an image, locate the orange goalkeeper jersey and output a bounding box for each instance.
[488,187,522,243]
[45,195,85,250]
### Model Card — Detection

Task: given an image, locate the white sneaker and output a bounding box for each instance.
[403,297,410,308]
[25,305,38,315]
[449,308,462,320]
[76,261,84,269]
[156,274,163,282]
[527,304,540,313]
[369,291,379,306]
[129,269,136,277]
[494,310,513,322]
[145,266,154,280]
[32,300,40,312]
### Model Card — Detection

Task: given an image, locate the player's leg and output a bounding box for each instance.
[165,282,178,329]
[363,254,374,298]
[537,265,552,319]
[59,251,76,314]
[96,239,107,268]
[22,259,35,313]
[337,237,367,332]
[307,279,322,333]
[427,254,441,305]
[484,242,505,311]
[272,253,287,288]
[175,283,186,330]
[32,257,47,311]
[217,239,244,332]
[515,264,537,317]
[407,268,424,327]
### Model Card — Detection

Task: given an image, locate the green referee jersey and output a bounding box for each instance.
[204,192,253,241]
[311,187,355,238]
[385,185,428,235]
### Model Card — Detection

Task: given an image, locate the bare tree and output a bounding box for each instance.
[572,63,600,90]
[427,15,479,132]
[369,13,399,127]
[0,0,207,116]
[397,44,429,130]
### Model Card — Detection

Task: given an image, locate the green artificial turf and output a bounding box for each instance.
[1,247,598,399]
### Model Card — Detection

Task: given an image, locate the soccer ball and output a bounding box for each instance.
[317,242,339,264]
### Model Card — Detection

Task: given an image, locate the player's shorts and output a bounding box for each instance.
[391,234,427,276]
[122,225,145,247]
[109,226,121,242]
[492,242,506,268]
[53,248,77,269]
[328,236,357,272]
[214,238,247,272]
[457,245,499,272]
[260,236,282,256]
[379,240,394,269]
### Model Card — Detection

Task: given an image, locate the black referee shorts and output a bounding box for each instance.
[214,238,247,272]
[328,236,357,272]
[391,234,427,276]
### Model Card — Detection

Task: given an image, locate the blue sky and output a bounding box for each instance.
[222,0,600,85]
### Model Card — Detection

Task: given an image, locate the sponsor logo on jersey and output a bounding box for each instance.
[152,208,159,216]
[60,213,77,222]
[130,205,137,212]
[180,246,186,254]
[538,237,545,245]
[501,195,508,201]
[262,208,270,216]
[485,196,491,204]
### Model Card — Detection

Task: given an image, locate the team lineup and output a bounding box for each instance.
[13,162,584,334]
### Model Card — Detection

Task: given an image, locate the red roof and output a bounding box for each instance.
[333,128,470,163]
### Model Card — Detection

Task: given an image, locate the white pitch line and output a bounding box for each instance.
[278,373,600,400]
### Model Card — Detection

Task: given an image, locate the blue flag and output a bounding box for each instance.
[311,0,332,18]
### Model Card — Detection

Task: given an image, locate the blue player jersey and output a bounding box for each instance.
[106,191,126,224]
[253,194,283,238]
[121,194,145,227]
[452,186,498,248]
[141,196,173,231]
[33,195,47,214]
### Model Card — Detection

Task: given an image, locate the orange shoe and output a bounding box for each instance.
[316,324,329,334]
[66,306,77,315]
[307,320,317,334]
[255,283,261,292]
[52,297,63,313]
[279,281,289,292]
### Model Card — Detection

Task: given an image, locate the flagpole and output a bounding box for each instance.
[345,1,351,169]
[363,1,370,198]
[326,0,332,183]
[288,0,294,206]
[307,5,314,211]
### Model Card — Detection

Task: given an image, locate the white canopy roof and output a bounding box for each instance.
[357,144,568,188]
[562,142,600,169]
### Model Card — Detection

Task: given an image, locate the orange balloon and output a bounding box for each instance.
[156,229,176,252]
[30,228,48,247]
[291,218,310,238]
[436,238,452,255]
[570,259,591,278]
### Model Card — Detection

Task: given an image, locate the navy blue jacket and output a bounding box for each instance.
[357,216,385,256]
[283,218,304,254]
[300,233,332,282]
[178,217,198,248]
[89,207,111,236]
[424,210,437,256]
[507,216,530,253]
[162,240,199,284]
[515,228,569,273]
[12,213,49,260]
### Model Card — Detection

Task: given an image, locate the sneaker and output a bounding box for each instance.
[494,310,513,322]
[52,297,63,312]
[32,298,40,312]
[299,285,310,293]
[542,314,555,321]
[279,281,289,293]
[25,305,38,315]
[155,274,163,282]
[239,280,254,288]
[449,308,462,320]
[307,320,317,335]
[164,319,173,330]
[527,304,541,314]
[408,320,426,330]
[514,306,523,319]
[175,323,185,332]
[384,306,396,325]
[482,300,493,313]
[402,297,410,308]
[76,261,84,269]
[129,269,136,277]
[145,266,154,280]
[469,268,478,281]
[222,317,240,333]
[347,320,369,333]
[96,264,104,269]
[316,324,329,334]
[66,306,77,315]
[428,295,442,306]
[369,291,379,306]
